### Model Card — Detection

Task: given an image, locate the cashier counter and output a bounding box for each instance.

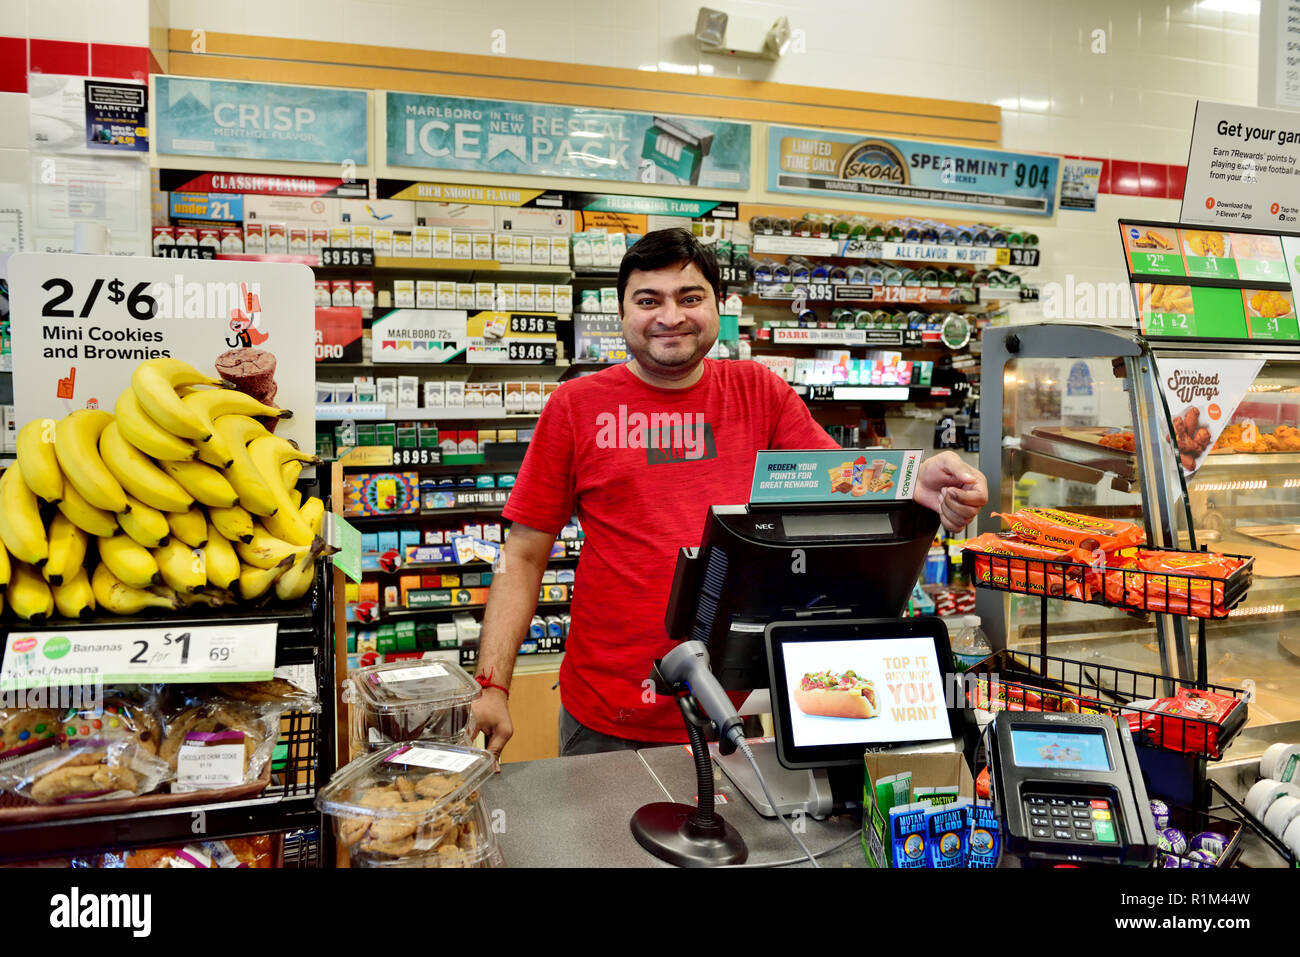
[481,747,864,868]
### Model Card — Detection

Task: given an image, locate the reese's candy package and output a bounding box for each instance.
[991,508,1145,554]
[962,533,1096,600]
[1139,688,1243,759]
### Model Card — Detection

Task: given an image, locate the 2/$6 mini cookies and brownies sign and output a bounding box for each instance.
[7,253,316,454]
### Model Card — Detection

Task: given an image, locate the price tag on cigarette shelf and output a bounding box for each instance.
[0,624,278,690]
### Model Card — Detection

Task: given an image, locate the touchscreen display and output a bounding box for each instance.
[780,637,950,748]
[1010,728,1111,772]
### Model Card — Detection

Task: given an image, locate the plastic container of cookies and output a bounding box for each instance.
[346,659,481,755]
[317,742,497,866]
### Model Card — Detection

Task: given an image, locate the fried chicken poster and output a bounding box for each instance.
[1157,357,1264,475]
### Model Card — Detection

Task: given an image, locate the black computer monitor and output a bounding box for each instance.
[663,499,940,690]
[764,617,964,768]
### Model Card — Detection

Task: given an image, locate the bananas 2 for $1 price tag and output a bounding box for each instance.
[0,623,277,689]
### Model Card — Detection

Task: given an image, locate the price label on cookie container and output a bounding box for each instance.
[0,623,278,690]
[174,733,247,791]
[384,745,479,772]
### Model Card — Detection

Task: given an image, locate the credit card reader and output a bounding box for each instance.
[988,711,1158,866]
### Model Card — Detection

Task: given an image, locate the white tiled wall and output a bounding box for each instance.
[160,0,1266,312]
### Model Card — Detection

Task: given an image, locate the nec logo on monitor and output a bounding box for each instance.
[646,424,717,465]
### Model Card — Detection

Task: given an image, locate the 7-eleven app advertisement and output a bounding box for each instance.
[8,252,315,450]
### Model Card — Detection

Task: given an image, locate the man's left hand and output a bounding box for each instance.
[915,452,988,532]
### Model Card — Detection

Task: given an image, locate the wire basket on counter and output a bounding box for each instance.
[966,650,1249,760]
[962,546,1254,619]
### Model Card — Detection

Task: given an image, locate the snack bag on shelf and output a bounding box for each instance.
[2,691,172,804]
[968,676,1081,714]
[211,671,321,714]
[1101,550,1243,616]
[157,689,282,793]
[1135,688,1244,759]
[108,835,277,868]
[991,507,1145,554]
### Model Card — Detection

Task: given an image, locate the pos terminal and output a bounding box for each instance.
[987,711,1159,866]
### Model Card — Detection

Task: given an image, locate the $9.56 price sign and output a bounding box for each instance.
[0,623,278,690]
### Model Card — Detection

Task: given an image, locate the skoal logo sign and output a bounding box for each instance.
[839,140,908,184]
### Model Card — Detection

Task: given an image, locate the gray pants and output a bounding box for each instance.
[557,706,676,757]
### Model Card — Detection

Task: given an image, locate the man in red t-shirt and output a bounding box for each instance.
[471,228,987,757]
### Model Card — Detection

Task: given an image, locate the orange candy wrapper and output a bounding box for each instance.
[992,507,1146,554]
[962,533,1099,600]
[1102,549,1245,617]
[1135,688,1244,759]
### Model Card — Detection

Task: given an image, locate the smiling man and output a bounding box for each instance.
[471,228,987,758]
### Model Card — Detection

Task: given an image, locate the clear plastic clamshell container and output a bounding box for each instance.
[317,742,498,867]
[346,659,481,754]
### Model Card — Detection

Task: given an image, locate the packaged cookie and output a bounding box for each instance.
[210,672,320,713]
[317,742,497,866]
[6,693,170,804]
[345,659,480,754]
[157,693,280,793]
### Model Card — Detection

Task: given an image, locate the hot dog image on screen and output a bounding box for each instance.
[781,637,952,749]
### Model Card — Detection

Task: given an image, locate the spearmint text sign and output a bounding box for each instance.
[767,126,1059,216]
[157,77,369,164]
[385,93,750,189]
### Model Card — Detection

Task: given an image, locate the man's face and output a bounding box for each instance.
[619,260,720,379]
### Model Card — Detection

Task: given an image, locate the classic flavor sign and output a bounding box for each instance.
[385,93,751,189]
[156,77,369,164]
[160,169,368,198]
[767,126,1060,216]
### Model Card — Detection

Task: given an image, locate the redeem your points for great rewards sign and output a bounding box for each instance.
[750,449,922,505]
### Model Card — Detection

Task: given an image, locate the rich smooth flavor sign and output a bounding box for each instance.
[766,126,1059,216]
[156,76,369,164]
[385,93,751,190]
[1181,100,1300,229]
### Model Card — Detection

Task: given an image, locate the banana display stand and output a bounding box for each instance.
[0,252,334,867]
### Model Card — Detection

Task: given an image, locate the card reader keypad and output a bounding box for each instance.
[1025,795,1117,844]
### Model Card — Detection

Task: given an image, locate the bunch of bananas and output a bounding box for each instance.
[0,358,328,622]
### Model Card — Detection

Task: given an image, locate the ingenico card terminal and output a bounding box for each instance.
[988,711,1158,866]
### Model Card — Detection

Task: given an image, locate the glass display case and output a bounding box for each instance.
[976,322,1300,759]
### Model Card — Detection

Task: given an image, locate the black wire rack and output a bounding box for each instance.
[962,545,1254,620]
[967,650,1249,760]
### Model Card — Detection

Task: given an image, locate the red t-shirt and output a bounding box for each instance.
[502,359,839,742]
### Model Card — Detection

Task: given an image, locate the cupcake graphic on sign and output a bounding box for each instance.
[218,281,280,425]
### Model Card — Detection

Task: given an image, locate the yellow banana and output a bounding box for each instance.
[300,497,325,537]
[289,488,302,509]
[43,512,88,587]
[0,541,10,587]
[275,542,324,601]
[160,460,238,508]
[115,387,199,461]
[204,522,241,590]
[236,525,315,570]
[166,505,208,548]
[15,417,63,503]
[53,567,96,619]
[248,437,319,545]
[99,532,161,588]
[281,459,303,491]
[99,421,194,512]
[154,537,206,593]
[130,358,226,440]
[184,393,290,469]
[0,467,49,565]
[238,558,292,601]
[213,415,281,516]
[54,410,126,513]
[57,481,119,537]
[10,561,54,622]
[118,494,171,548]
[208,504,254,544]
[92,562,178,615]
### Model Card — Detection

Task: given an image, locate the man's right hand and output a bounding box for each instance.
[471,687,513,758]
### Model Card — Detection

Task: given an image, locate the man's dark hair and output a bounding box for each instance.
[616,227,722,309]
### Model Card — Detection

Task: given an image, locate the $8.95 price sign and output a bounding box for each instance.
[0,624,278,690]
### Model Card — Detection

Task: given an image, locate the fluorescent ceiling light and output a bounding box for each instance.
[1197,0,1259,13]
